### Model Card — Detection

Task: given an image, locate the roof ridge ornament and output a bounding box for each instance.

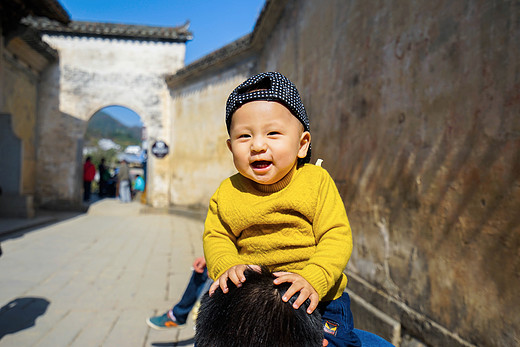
[21,15,193,43]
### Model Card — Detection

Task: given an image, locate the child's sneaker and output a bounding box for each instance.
[146,311,185,330]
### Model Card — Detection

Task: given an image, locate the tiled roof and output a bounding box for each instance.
[22,15,192,43]
[166,0,288,86]
[16,25,59,61]
[167,33,253,85]
[30,0,70,24]
[1,0,69,35]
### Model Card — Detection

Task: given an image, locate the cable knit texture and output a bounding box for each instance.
[203,164,352,301]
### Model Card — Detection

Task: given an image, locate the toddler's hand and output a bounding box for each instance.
[209,264,261,296]
[273,272,319,314]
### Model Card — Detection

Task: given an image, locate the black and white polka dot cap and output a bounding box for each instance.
[225,71,311,164]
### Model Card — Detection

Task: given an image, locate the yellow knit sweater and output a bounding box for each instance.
[203,163,353,301]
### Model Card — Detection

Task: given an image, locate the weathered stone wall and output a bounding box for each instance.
[168,60,255,207]
[254,0,519,346]
[1,51,38,195]
[37,35,186,208]
[36,60,84,208]
[0,36,40,217]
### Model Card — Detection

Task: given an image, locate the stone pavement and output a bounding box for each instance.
[0,199,205,347]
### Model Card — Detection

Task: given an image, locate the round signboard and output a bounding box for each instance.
[151,140,169,158]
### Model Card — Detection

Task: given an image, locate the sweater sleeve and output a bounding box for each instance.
[298,169,353,300]
[203,186,245,280]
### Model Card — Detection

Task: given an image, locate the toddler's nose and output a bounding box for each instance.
[251,137,267,153]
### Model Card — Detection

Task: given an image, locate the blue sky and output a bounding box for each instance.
[59,0,265,126]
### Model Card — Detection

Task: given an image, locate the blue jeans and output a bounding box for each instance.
[353,329,395,346]
[171,268,211,324]
[319,292,361,347]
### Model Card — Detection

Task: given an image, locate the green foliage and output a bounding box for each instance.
[83,111,143,173]
[88,148,119,170]
[85,111,142,148]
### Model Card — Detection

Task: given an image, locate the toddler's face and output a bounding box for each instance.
[227,101,310,185]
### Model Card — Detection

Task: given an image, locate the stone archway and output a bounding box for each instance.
[84,105,145,200]
[27,18,191,208]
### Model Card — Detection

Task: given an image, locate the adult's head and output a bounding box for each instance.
[195,267,324,347]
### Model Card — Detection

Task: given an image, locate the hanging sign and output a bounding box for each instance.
[151,140,169,158]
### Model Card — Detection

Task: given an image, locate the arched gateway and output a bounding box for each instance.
[25,17,192,208]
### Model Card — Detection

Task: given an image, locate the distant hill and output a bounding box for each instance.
[85,111,142,148]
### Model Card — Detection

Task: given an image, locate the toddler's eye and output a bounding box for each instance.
[268,131,281,136]
[238,134,251,139]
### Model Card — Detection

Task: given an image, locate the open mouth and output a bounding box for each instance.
[251,160,272,170]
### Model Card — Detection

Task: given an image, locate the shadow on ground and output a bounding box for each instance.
[0,297,50,340]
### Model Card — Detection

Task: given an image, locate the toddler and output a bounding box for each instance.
[203,71,360,346]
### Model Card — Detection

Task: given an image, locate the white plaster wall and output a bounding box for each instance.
[43,35,184,132]
[169,65,255,208]
[38,34,186,207]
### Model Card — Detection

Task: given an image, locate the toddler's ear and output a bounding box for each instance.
[298,131,311,158]
[226,139,232,152]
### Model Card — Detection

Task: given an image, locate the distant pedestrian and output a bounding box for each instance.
[98,158,110,197]
[133,174,145,201]
[118,159,131,203]
[83,156,96,202]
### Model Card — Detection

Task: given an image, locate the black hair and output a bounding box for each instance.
[195,267,323,347]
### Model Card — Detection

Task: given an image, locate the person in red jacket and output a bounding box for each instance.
[83,156,96,202]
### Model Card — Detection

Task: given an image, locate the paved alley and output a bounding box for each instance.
[0,199,205,346]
